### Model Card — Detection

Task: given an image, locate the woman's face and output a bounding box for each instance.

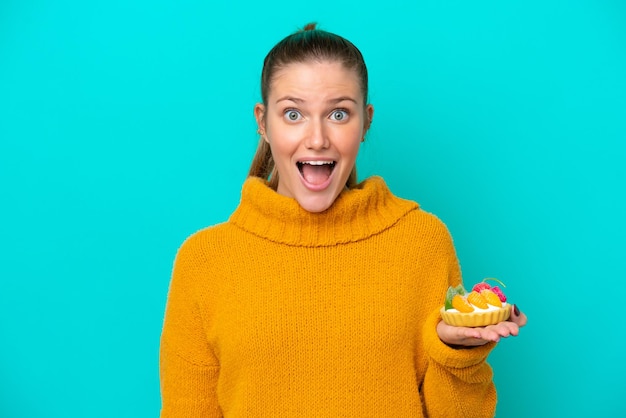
[255,60,373,213]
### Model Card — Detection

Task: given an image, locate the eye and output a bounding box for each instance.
[284,109,302,122]
[330,109,349,122]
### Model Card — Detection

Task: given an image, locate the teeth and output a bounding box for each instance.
[301,161,334,165]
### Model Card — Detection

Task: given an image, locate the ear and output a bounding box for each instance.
[364,104,374,132]
[254,103,267,142]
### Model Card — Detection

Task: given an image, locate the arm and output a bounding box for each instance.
[418,220,497,418]
[425,302,528,417]
[160,240,222,417]
[418,218,528,417]
[421,308,497,418]
[160,344,221,417]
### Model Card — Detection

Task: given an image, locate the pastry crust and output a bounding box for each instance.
[440,304,511,327]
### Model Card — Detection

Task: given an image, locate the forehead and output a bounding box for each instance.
[269,60,362,101]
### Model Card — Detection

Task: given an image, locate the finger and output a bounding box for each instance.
[496,321,519,337]
[510,304,528,327]
[491,321,522,341]
[457,330,491,346]
[460,327,482,340]
[505,322,520,337]
[477,327,502,343]
[460,338,490,347]
[460,327,497,346]
[480,321,516,341]
[490,324,512,339]
[436,321,488,346]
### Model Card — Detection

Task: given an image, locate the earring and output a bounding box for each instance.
[257,128,265,136]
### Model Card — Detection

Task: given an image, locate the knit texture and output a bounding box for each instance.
[160,176,497,417]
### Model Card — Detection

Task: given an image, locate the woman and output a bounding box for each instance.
[160,23,527,417]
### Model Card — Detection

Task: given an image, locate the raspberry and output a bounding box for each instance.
[491,286,507,303]
[472,282,491,293]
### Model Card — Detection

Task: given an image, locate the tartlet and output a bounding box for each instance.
[440,279,511,327]
[440,304,511,327]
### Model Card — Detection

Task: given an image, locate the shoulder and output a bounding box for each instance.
[177,221,231,251]
[172,222,235,267]
[371,177,454,244]
[404,207,451,235]
[167,222,238,297]
[390,207,456,258]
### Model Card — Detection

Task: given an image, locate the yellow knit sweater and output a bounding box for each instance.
[160,176,497,417]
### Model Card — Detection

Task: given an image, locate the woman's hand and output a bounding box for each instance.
[437,305,528,347]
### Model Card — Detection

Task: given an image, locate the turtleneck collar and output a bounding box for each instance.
[229,176,418,247]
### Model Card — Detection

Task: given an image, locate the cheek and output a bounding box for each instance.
[269,126,311,156]
[266,132,299,165]
[346,142,361,160]
[338,126,364,157]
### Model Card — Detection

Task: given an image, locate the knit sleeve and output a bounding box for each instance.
[420,229,497,418]
[160,236,222,417]
[421,308,496,418]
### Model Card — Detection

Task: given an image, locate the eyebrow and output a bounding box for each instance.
[275,96,358,105]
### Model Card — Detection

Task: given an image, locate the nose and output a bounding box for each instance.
[304,119,329,150]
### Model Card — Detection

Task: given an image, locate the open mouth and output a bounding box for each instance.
[297,161,336,185]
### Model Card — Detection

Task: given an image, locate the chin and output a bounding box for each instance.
[295,191,339,213]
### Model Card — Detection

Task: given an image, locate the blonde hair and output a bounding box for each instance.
[248,23,367,189]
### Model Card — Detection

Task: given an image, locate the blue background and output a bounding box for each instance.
[1,1,624,416]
